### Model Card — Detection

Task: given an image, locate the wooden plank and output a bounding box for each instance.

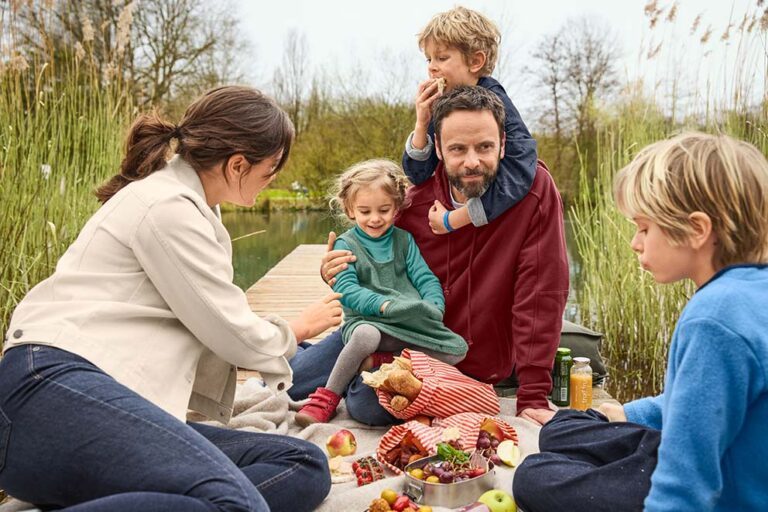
[245,244,333,347]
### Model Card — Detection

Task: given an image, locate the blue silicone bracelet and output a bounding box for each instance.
[443,211,455,232]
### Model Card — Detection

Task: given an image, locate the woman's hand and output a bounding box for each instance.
[320,232,356,286]
[428,200,450,235]
[597,402,627,422]
[290,292,343,342]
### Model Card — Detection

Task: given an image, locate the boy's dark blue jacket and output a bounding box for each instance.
[402,76,538,222]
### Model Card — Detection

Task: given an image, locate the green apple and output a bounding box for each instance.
[478,489,517,512]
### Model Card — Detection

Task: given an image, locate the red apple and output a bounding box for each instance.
[326,429,357,457]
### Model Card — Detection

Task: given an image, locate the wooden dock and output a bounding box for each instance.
[243,244,333,383]
[243,244,618,407]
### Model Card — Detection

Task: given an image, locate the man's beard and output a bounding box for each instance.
[447,164,498,199]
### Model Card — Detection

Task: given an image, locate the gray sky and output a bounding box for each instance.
[236,0,764,124]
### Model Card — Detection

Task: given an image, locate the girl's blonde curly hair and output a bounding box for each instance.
[329,159,411,223]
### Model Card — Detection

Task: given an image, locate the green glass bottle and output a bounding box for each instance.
[552,347,572,406]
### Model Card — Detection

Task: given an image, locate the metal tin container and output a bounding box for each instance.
[402,454,495,509]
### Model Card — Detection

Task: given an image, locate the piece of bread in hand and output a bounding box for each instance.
[435,77,446,94]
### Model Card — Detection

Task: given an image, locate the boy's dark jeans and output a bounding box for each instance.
[514,409,661,512]
[0,345,330,511]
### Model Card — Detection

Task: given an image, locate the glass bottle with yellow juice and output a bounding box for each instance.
[570,357,593,411]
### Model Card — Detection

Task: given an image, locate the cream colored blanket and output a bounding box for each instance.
[0,379,541,512]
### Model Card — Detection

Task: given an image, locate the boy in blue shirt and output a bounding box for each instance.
[513,132,768,511]
[403,6,538,233]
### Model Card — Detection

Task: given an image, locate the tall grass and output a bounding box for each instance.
[571,91,767,402]
[569,2,768,402]
[570,118,694,402]
[0,51,132,344]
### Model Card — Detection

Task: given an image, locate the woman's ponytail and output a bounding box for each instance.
[95,111,177,204]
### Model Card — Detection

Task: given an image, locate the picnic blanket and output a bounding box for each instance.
[0,379,542,512]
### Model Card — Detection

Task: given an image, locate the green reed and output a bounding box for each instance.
[571,108,767,403]
[0,54,132,343]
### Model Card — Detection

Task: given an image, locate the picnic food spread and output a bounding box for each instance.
[323,352,521,510]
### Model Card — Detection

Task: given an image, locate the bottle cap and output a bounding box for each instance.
[573,357,591,364]
[556,347,571,355]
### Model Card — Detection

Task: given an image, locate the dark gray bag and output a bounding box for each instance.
[559,320,607,385]
[494,320,607,395]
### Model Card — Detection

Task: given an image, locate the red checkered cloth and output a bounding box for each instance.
[376,414,518,474]
[375,349,500,419]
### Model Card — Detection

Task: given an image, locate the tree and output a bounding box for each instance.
[272,30,311,136]
[7,0,250,108]
[529,16,620,185]
[529,33,567,171]
[562,17,620,152]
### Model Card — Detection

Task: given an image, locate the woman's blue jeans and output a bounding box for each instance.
[0,345,330,511]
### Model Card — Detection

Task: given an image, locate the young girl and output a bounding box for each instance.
[295,159,468,426]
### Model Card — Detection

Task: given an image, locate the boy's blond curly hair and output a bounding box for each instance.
[328,159,411,224]
[418,6,501,77]
[614,132,768,268]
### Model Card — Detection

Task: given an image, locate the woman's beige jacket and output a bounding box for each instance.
[4,156,296,422]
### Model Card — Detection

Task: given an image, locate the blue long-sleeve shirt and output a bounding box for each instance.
[402,76,538,225]
[624,265,768,512]
[331,225,444,316]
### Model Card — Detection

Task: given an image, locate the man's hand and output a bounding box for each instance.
[320,232,356,287]
[290,292,343,342]
[518,407,557,426]
[597,402,627,422]
[428,200,450,235]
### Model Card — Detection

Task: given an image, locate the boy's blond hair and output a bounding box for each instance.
[329,159,411,223]
[614,132,768,268]
[418,6,501,77]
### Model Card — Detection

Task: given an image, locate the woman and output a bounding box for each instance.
[0,86,341,511]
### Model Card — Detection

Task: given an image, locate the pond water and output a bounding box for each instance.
[223,210,581,319]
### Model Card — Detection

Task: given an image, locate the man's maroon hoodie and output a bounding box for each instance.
[396,161,569,413]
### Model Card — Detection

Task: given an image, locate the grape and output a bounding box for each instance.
[490,454,502,466]
[478,430,490,439]
[490,438,500,449]
[432,466,444,478]
[439,470,454,484]
[476,437,491,449]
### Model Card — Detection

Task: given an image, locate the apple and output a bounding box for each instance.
[326,429,357,457]
[478,489,516,512]
[479,419,504,442]
[496,440,521,467]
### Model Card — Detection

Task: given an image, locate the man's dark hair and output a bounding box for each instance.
[433,86,505,142]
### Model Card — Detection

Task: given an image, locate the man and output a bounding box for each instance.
[289,86,569,426]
